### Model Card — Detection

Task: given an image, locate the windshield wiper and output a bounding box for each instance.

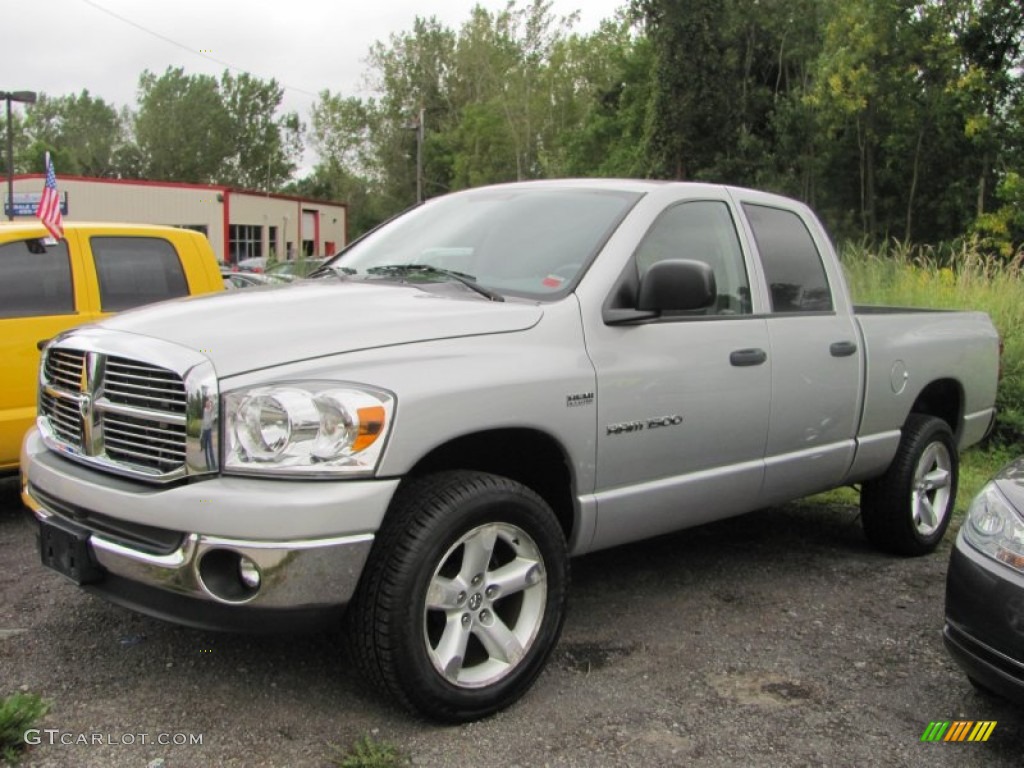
[308,264,356,279]
[365,264,505,302]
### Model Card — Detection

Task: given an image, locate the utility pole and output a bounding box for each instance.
[406,106,425,204]
[415,106,424,204]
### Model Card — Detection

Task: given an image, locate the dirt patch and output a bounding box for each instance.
[558,641,640,674]
[708,673,816,707]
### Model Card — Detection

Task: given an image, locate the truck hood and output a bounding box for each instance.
[96,280,543,376]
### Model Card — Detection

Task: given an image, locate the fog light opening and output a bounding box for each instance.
[198,549,261,603]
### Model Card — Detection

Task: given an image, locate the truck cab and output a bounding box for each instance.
[0,222,223,474]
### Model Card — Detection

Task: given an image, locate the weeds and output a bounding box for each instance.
[816,239,1021,515]
[0,691,49,765]
[329,734,408,768]
[840,239,1024,449]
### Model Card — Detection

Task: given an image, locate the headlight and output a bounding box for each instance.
[963,483,1024,572]
[223,382,394,477]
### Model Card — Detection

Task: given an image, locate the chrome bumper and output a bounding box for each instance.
[24,489,375,610]
[20,427,398,618]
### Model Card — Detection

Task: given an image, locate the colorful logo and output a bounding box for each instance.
[921,721,997,742]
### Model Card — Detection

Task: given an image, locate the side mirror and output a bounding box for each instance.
[637,259,716,312]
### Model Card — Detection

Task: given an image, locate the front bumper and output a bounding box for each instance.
[944,529,1024,705]
[21,428,399,631]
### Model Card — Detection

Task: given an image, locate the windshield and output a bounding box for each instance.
[329,186,641,300]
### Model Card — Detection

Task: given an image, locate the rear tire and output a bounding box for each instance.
[861,414,958,556]
[346,471,568,722]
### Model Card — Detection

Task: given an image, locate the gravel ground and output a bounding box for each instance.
[2,474,1021,767]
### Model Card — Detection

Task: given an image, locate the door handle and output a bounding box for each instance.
[730,348,768,367]
[830,340,858,358]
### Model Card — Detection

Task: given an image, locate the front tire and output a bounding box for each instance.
[347,471,569,722]
[861,414,958,556]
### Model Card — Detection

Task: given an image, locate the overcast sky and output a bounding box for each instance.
[4,0,627,119]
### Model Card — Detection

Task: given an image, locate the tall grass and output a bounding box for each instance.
[839,239,1024,449]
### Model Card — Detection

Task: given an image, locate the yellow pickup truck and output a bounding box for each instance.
[0,222,224,474]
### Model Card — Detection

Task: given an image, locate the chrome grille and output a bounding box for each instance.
[102,412,187,471]
[37,331,218,483]
[40,390,82,444]
[44,348,86,390]
[104,356,187,414]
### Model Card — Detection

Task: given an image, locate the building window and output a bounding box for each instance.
[177,224,209,236]
[229,225,262,264]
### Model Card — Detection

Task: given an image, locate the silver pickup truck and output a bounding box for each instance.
[21,180,999,721]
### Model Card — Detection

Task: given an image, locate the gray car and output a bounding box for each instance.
[221,270,291,289]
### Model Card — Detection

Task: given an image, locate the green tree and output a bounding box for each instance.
[806,0,1023,244]
[7,107,33,174]
[304,1,646,227]
[135,67,232,183]
[637,0,733,180]
[365,14,460,208]
[973,171,1024,257]
[555,16,654,178]
[21,90,128,176]
[302,92,385,237]
[219,71,302,190]
[952,0,1024,217]
[309,93,376,178]
[446,4,524,187]
[298,0,1019,255]
[134,67,302,188]
[634,0,827,190]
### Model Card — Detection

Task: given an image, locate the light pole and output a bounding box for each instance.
[2,90,37,221]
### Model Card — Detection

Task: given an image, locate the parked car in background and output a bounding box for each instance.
[266,258,327,278]
[945,459,1024,704]
[221,270,292,289]
[0,221,224,475]
[234,257,267,272]
[234,257,326,277]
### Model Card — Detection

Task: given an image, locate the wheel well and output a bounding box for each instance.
[910,379,962,437]
[405,429,575,541]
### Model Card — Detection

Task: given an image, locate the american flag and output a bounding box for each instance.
[36,152,65,240]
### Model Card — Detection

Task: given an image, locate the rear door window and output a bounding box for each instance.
[90,236,189,311]
[742,203,833,313]
[0,238,74,318]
